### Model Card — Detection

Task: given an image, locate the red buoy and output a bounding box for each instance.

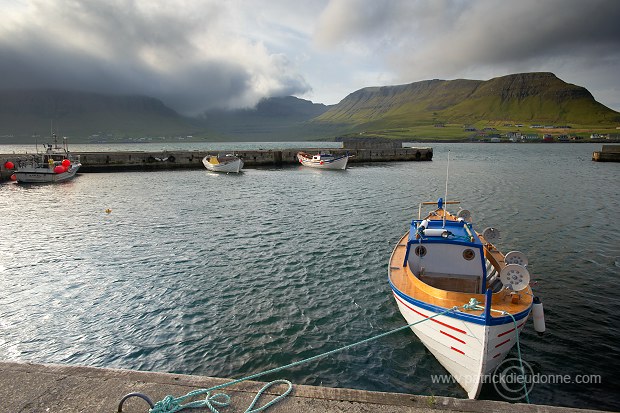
[10,174,17,181]
[4,161,14,169]
[61,159,71,167]
[54,165,65,174]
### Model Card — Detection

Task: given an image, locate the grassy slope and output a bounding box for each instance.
[315,73,620,140]
[2,73,618,143]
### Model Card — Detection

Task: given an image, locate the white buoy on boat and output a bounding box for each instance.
[532,296,546,335]
[499,264,530,291]
[424,228,450,237]
[505,250,529,267]
[482,227,501,243]
[457,209,471,222]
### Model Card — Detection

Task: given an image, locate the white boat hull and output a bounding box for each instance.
[391,291,528,398]
[202,157,244,173]
[14,163,81,183]
[297,154,348,170]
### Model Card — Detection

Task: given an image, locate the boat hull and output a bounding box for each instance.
[297,154,348,170]
[14,163,81,183]
[202,157,244,173]
[388,213,533,399]
[390,288,528,398]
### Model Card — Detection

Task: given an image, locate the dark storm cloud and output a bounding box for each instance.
[315,0,620,109]
[0,0,310,115]
[318,0,620,66]
[3,0,620,112]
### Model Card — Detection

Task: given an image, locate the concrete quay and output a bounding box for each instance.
[0,361,608,413]
[0,147,432,180]
[74,146,432,172]
[592,145,620,162]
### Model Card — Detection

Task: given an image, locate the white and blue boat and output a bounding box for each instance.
[388,198,544,399]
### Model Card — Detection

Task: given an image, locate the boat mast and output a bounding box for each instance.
[443,150,450,228]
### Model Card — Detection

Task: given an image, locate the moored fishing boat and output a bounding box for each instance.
[13,135,81,183]
[296,152,349,170]
[388,198,544,399]
[202,154,244,173]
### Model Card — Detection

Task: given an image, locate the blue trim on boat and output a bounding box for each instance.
[388,278,531,326]
[480,250,488,291]
[15,171,55,175]
[410,219,482,246]
[318,155,347,162]
[484,288,493,323]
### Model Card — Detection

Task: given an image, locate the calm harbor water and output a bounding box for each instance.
[1,143,618,410]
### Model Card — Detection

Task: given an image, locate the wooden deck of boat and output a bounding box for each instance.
[389,232,533,317]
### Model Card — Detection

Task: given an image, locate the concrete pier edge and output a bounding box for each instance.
[0,147,433,181]
[592,144,620,162]
[0,361,608,413]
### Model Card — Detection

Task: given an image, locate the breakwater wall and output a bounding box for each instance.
[592,144,620,162]
[0,147,432,179]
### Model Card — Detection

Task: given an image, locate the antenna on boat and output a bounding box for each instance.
[443,150,450,228]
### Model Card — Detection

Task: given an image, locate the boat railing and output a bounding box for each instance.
[417,200,460,219]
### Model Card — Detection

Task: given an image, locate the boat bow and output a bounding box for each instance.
[388,199,535,398]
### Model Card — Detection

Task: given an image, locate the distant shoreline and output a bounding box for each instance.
[1,137,619,146]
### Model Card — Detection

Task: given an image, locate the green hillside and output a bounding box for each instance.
[314,73,620,135]
[1,73,618,143]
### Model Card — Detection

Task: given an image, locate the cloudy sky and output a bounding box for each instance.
[1,0,619,115]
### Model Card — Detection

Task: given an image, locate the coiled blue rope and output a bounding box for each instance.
[147,306,459,413]
[150,379,292,413]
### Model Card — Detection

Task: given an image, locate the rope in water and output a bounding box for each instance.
[463,298,530,404]
[146,306,460,413]
[136,298,530,412]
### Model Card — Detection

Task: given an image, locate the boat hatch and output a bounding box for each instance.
[406,218,486,294]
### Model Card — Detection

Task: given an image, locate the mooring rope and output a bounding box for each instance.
[122,298,530,413]
[122,306,459,413]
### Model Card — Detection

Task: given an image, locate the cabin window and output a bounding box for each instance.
[414,246,427,257]
[463,249,475,260]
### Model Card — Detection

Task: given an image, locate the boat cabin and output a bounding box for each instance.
[206,155,220,165]
[405,212,487,294]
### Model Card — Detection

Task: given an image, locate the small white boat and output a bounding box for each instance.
[297,152,349,170]
[389,198,544,399]
[202,154,244,173]
[13,135,81,183]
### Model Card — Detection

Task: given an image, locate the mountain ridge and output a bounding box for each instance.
[315,72,620,130]
[1,72,618,142]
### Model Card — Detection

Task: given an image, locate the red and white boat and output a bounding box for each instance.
[296,152,349,170]
[13,135,81,183]
[388,198,544,399]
